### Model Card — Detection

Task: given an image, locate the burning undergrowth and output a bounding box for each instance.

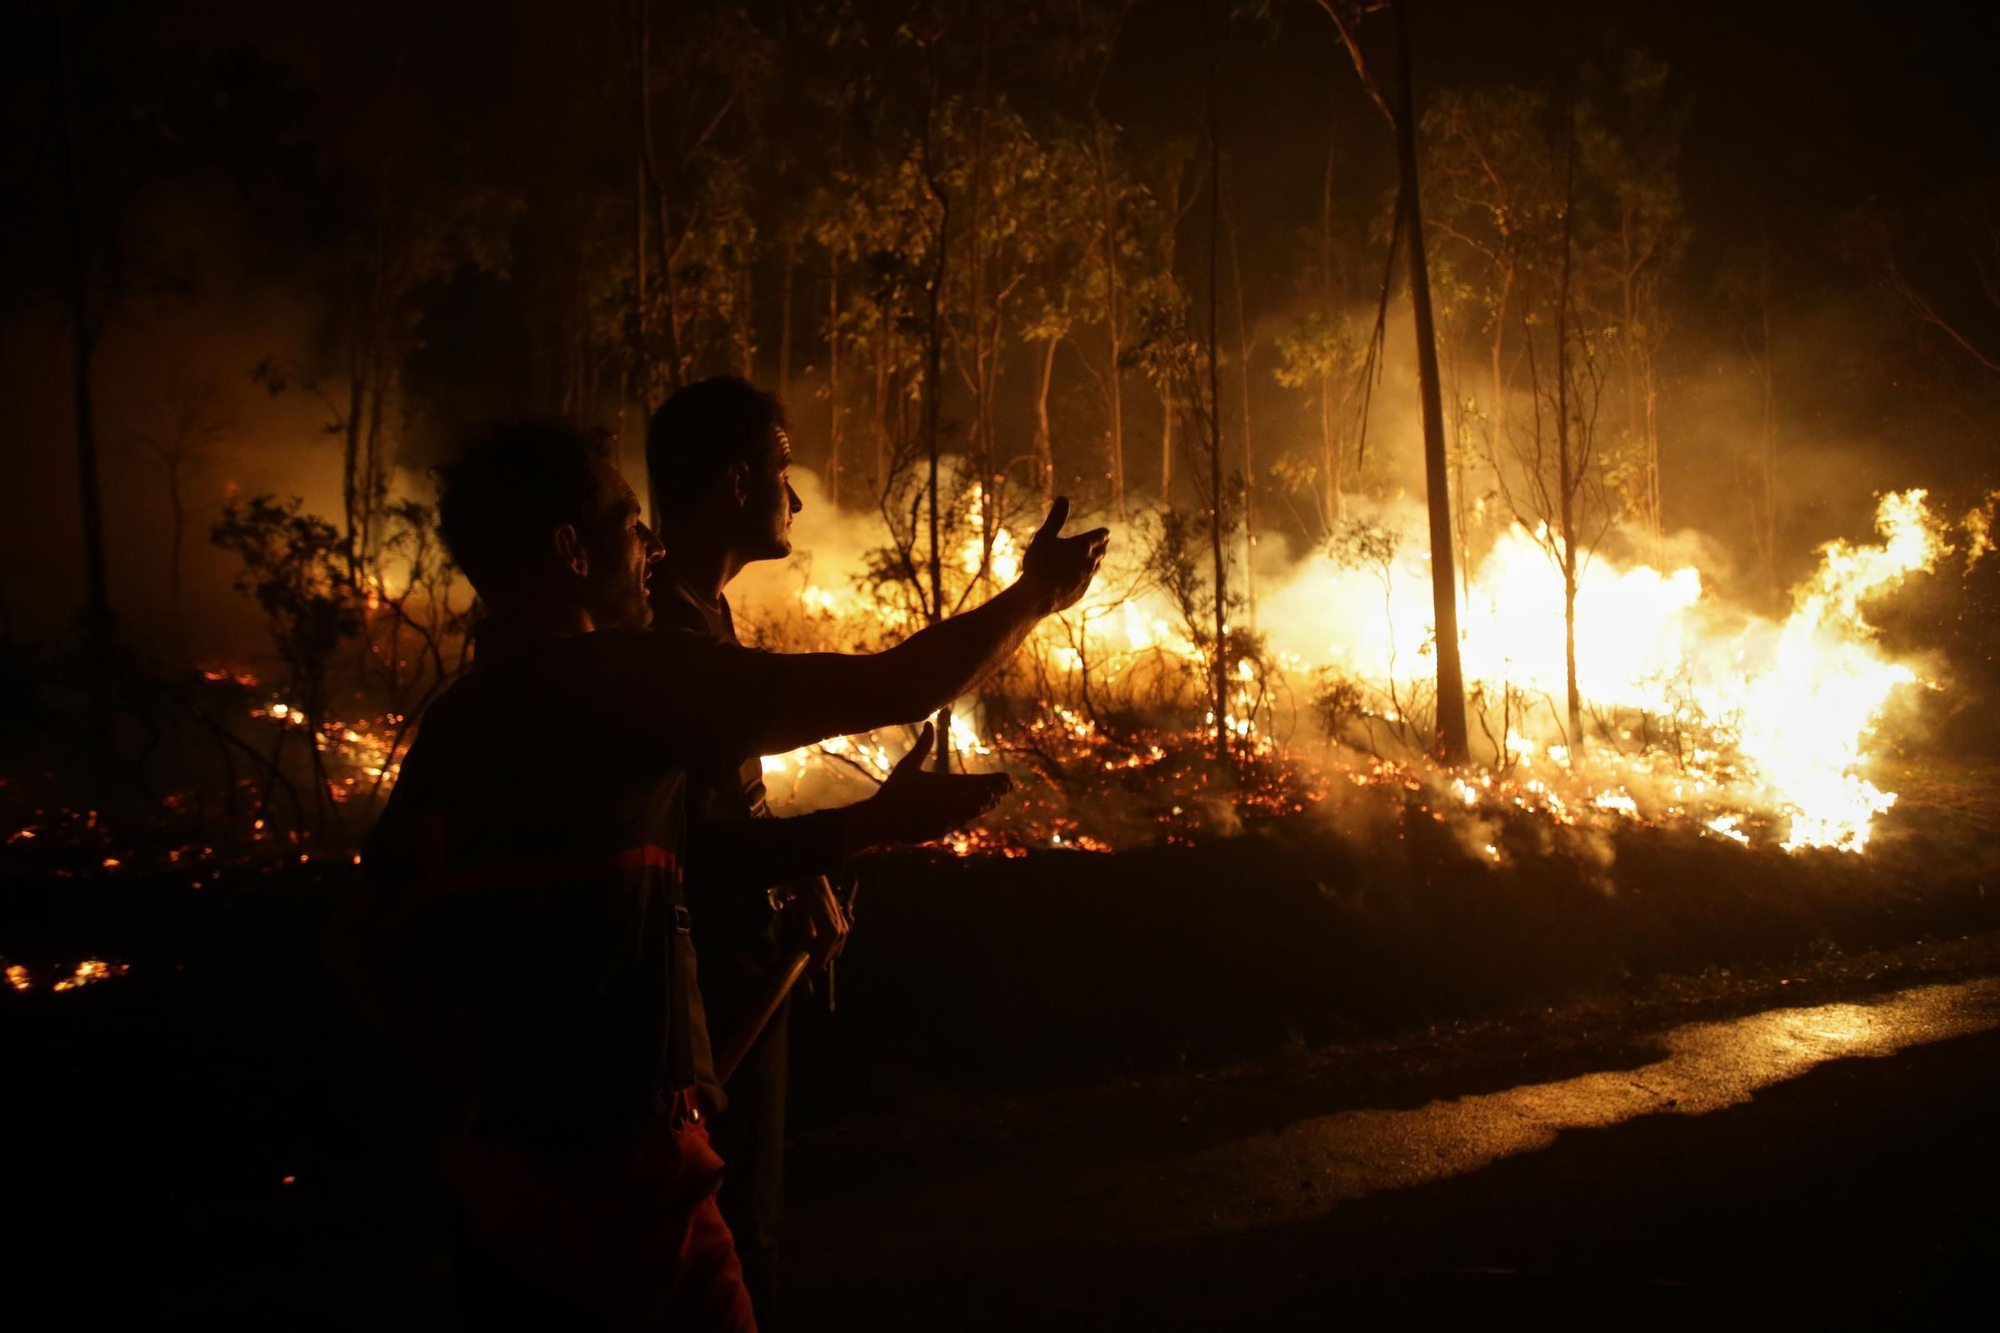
[0,661,391,910]
[740,475,1994,867]
[2,470,1990,906]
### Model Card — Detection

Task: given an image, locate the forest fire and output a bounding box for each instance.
[2,959,130,993]
[0,483,1966,881]
[1286,487,1953,853]
[12,3,2000,1322]
[751,485,1974,860]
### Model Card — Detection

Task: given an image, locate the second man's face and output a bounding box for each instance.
[742,425,803,562]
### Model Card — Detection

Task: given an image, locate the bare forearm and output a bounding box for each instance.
[868,581,1052,721]
[750,580,1051,755]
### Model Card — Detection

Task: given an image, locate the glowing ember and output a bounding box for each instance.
[49,960,130,992]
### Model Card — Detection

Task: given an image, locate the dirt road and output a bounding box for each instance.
[785,968,2000,1327]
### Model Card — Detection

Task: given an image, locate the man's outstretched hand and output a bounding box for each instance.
[1019,496,1110,614]
[844,722,1013,854]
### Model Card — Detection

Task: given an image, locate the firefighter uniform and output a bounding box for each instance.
[360,620,845,1329]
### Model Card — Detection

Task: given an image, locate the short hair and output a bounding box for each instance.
[434,416,614,601]
[646,375,787,516]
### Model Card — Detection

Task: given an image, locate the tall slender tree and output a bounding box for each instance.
[1578,42,1687,547]
[1205,4,1230,760]
[919,33,953,769]
[1319,0,1469,761]
[1221,165,1259,628]
[1081,1,1132,517]
[630,0,651,469]
[53,5,113,754]
[120,378,231,653]
[1553,88,1583,743]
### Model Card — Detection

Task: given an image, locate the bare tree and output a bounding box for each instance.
[1577,42,1687,548]
[51,5,123,757]
[1491,89,1613,750]
[918,27,954,769]
[1858,185,2000,381]
[1080,0,1133,517]
[1274,133,1365,533]
[1204,3,1231,761]
[120,380,233,650]
[1552,94,1585,743]
[628,0,652,464]
[634,1,773,395]
[1316,0,1470,761]
[1221,163,1259,629]
[1419,86,1557,491]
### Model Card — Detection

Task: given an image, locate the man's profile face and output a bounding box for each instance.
[581,458,662,630]
[738,424,803,563]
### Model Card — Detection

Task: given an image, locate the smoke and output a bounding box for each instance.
[2,267,351,660]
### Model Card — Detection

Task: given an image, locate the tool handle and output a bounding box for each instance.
[713,948,812,1087]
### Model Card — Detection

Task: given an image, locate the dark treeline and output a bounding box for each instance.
[10,0,2000,623]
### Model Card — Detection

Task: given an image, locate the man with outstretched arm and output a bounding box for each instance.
[641,376,838,1325]
[352,416,1106,1330]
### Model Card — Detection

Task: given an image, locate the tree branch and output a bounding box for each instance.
[1316,0,1396,128]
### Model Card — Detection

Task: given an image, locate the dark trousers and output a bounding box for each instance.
[444,1096,756,1331]
[710,991,789,1327]
[448,1183,752,1331]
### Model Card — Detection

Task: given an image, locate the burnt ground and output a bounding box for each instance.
[3,759,1998,1324]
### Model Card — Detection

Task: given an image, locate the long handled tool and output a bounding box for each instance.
[713,948,810,1087]
[713,876,859,1087]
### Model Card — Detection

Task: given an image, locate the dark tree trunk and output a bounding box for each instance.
[1206,11,1230,763]
[363,359,390,570]
[826,262,842,507]
[1321,144,1344,527]
[166,463,186,650]
[631,0,652,464]
[342,370,364,584]
[1556,86,1583,746]
[970,4,997,591]
[871,319,889,494]
[735,264,754,378]
[1035,335,1057,505]
[1391,0,1469,762]
[779,232,796,405]
[70,325,112,730]
[56,8,113,760]
[1090,120,1125,517]
[922,65,952,771]
[1224,166,1257,630]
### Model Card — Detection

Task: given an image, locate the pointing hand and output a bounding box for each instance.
[1020,496,1110,614]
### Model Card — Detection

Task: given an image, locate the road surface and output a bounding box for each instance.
[786,975,2000,1327]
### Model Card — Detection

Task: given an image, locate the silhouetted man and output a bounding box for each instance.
[355,417,1107,1328]
[642,377,826,1322]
